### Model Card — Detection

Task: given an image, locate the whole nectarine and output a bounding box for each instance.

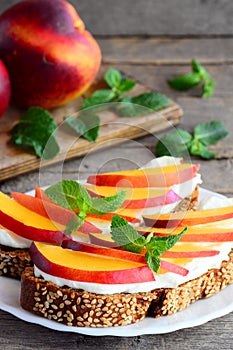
[0,59,11,117]
[0,0,101,108]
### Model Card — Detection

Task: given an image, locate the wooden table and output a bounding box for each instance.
[1,1,233,349]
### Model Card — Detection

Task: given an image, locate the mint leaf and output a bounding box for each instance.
[156,121,228,160]
[145,253,161,273]
[168,73,201,90]
[191,60,209,77]
[90,191,126,215]
[117,92,169,117]
[118,79,136,93]
[190,139,215,159]
[65,214,84,235]
[194,121,228,146]
[126,92,169,111]
[10,107,59,159]
[110,216,186,273]
[65,113,100,142]
[81,89,115,109]
[168,60,215,98]
[111,216,145,253]
[155,128,192,157]
[45,180,92,212]
[202,80,215,98]
[147,229,187,256]
[45,181,126,235]
[104,68,122,89]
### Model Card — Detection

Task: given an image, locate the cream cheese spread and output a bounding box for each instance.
[0,228,31,248]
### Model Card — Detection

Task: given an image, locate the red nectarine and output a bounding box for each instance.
[0,0,101,108]
[0,59,11,117]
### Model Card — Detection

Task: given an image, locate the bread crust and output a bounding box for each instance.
[20,250,233,328]
[0,245,32,279]
[20,267,155,328]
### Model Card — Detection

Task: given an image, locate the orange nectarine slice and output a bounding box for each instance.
[0,191,65,244]
[11,191,102,233]
[87,163,200,188]
[30,242,155,284]
[143,206,233,228]
[85,185,181,209]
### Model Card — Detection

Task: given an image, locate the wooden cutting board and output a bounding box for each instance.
[0,73,183,182]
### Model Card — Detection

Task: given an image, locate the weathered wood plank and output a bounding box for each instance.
[99,38,233,65]
[0,309,233,350]
[1,62,233,194]
[1,0,233,36]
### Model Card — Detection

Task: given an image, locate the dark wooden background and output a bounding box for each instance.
[0,0,233,349]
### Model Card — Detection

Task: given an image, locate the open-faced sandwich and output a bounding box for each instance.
[1,156,233,328]
[0,157,200,279]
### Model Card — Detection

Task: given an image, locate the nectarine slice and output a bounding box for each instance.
[87,163,200,188]
[143,206,233,228]
[11,191,102,233]
[30,242,155,284]
[85,185,181,209]
[0,191,65,244]
[137,226,233,242]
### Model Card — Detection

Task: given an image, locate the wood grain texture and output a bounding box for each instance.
[0,4,233,345]
[0,75,182,181]
[1,0,233,36]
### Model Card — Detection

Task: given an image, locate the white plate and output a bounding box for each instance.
[0,188,233,336]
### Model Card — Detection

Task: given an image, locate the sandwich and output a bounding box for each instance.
[0,156,201,279]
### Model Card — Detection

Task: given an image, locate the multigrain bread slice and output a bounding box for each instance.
[20,267,155,328]
[148,250,233,318]
[0,245,32,279]
[20,250,233,328]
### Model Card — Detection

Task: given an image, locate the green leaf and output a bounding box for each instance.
[81,89,115,109]
[194,121,228,146]
[144,228,187,273]
[65,113,100,142]
[10,107,59,159]
[90,191,126,215]
[155,128,192,157]
[191,60,209,78]
[127,92,169,111]
[104,68,122,88]
[202,79,215,98]
[168,73,201,90]
[190,139,216,159]
[118,79,136,93]
[168,60,215,98]
[145,253,161,273]
[111,216,145,253]
[45,180,92,212]
[65,214,84,235]
[117,92,169,117]
[147,228,187,256]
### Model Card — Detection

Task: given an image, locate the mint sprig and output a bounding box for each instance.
[10,107,60,160]
[155,120,228,160]
[81,68,136,109]
[80,68,169,117]
[45,180,126,235]
[81,68,135,110]
[111,216,186,273]
[64,112,100,142]
[168,59,215,98]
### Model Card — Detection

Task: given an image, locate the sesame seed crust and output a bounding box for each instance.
[0,245,32,279]
[148,250,233,318]
[20,267,155,328]
[20,250,233,328]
